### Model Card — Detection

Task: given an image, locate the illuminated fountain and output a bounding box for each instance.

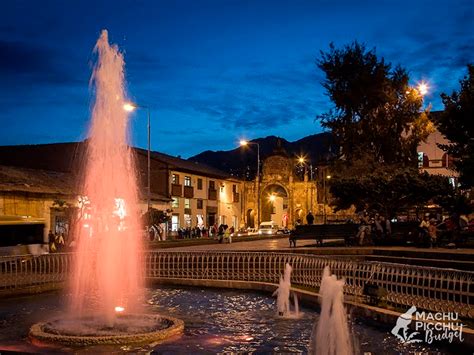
[309,266,352,355]
[29,30,183,346]
[273,263,300,318]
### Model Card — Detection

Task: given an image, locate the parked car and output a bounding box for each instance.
[258,221,279,235]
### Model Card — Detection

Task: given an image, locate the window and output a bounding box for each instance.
[232,184,237,193]
[209,180,215,189]
[197,178,203,190]
[184,198,191,209]
[171,214,179,231]
[184,176,191,186]
[172,174,179,184]
[197,199,203,209]
[172,197,179,208]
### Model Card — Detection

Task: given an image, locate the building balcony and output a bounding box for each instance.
[184,185,194,198]
[171,184,182,197]
[233,192,240,203]
[208,188,217,200]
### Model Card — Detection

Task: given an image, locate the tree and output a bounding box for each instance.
[435,64,474,188]
[317,42,432,167]
[329,166,454,218]
[142,208,171,226]
[315,42,458,218]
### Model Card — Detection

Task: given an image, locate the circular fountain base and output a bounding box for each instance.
[29,314,184,347]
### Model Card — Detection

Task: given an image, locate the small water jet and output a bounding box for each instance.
[309,266,353,355]
[29,29,182,346]
[273,263,300,318]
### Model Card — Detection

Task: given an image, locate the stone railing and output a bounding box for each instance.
[1,251,472,318]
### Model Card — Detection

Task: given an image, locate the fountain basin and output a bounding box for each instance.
[29,314,184,346]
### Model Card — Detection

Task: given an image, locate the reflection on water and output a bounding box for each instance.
[0,286,465,354]
[149,287,313,353]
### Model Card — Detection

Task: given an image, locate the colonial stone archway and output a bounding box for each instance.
[243,144,319,228]
[261,183,288,226]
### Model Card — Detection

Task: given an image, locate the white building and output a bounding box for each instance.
[418,128,458,185]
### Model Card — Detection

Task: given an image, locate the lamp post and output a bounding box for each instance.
[269,194,276,221]
[323,174,331,224]
[240,140,260,227]
[298,156,310,212]
[298,157,306,180]
[124,102,152,214]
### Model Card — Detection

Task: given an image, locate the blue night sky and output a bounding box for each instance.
[0,0,472,157]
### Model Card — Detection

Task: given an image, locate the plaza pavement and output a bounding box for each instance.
[166,236,318,251]
[163,236,474,254]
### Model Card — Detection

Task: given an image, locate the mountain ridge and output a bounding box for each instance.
[188,132,335,179]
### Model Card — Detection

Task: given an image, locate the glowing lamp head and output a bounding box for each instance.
[326,175,331,180]
[115,306,125,313]
[123,102,136,112]
[417,82,428,96]
[269,194,276,202]
[239,140,248,146]
[298,157,305,164]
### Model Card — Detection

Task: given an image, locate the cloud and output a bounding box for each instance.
[134,58,327,133]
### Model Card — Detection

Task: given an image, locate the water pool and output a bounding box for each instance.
[0,286,464,354]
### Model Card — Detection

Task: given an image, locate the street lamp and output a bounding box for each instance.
[298,156,316,218]
[268,194,276,221]
[323,174,331,224]
[123,102,152,214]
[240,139,260,227]
[297,155,314,180]
[417,82,429,96]
[297,156,306,179]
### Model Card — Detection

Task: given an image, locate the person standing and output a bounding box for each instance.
[374,214,384,239]
[385,217,392,238]
[419,214,431,246]
[428,219,437,248]
[48,230,55,251]
[357,211,371,245]
[306,211,315,225]
[217,224,224,243]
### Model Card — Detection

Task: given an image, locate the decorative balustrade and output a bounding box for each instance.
[1,251,472,318]
[0,253,73,291]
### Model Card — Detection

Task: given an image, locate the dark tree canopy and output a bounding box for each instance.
[329,166,455,217]
[436,64,474,188]
[317,42,432,167]
[315,42,461,217]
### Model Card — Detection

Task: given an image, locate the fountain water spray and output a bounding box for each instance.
[309,266,353,355]
[29,30,183,347]
[273,263,300,318]
[69,29,144,326]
